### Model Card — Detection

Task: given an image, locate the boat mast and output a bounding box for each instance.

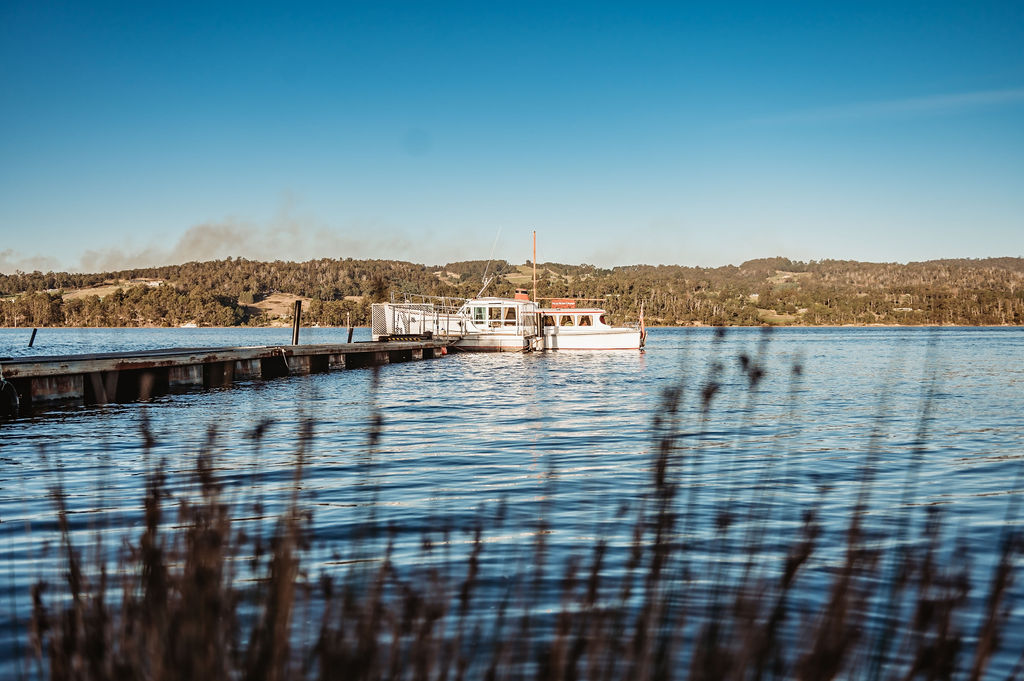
[532,230,537,302]
[477,228,502,298]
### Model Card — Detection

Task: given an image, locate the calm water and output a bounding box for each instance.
[2,326,1023,674]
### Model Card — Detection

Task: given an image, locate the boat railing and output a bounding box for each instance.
[391,292,466,316]
[372,300,468,340]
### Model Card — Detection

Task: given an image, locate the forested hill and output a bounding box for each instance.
[2,256,1022,327]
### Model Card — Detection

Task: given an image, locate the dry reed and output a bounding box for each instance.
[22,344,1024,681]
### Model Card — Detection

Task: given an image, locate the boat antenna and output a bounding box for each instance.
[477,227,502,297]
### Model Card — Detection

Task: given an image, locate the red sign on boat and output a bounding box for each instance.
[549,298,577,309]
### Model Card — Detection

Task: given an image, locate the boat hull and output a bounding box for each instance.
[448,333,534,352]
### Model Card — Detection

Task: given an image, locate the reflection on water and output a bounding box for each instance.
[1,327,1023,674]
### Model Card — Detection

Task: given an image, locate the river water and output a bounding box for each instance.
[1,326,1023,676]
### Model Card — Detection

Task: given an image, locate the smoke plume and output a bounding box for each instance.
[4,210,486,275]
[0,249,62,274]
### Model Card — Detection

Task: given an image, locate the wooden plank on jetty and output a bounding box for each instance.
[0,340,447,413]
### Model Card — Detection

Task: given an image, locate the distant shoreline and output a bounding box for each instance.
[648,323,1024,329]
[2,324,1022,331]
[0,325,369,330]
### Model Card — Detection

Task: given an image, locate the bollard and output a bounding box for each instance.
[291,300,302,345]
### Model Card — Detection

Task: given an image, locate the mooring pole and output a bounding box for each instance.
[291,301,302,345]
[28,328,37,347]
[347,312,354,343]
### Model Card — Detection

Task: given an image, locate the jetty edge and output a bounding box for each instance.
[0,339,446,414]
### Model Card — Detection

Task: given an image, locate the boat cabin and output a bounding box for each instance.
[459,297,539,331]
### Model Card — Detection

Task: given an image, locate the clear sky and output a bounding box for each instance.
[2,1,1023,273]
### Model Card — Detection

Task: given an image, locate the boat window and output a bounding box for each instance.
[579,315,592,326]
[504,307,517,326]
[473,307,486,323]
[560,315,574,326]
[542,315,556,327]
[488,306,503,327]
[599,314,607,325]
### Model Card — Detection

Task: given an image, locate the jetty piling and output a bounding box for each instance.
[291,300,302,345]
[0,338,446,415]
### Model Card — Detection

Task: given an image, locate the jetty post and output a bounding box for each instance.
[291,300,302,345]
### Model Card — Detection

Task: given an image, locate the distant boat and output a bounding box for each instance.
[179,322,198,328]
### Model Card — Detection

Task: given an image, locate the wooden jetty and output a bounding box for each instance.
[0,340,446,414]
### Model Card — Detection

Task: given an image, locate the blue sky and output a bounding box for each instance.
[2,1,1023,273]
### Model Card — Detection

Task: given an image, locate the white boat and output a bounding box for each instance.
[371,291,644,352]
[538,306,643,350]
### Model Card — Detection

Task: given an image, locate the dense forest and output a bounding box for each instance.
[1,256,1022,327]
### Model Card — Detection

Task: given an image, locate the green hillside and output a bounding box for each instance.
[2,256,1022,327]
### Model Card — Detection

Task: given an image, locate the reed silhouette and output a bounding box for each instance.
[23,339,1024,680]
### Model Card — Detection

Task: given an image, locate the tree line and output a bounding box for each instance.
[2,256,1022,327]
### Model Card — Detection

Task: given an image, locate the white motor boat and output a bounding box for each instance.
[372,291,644,352]
[537,307,643,350]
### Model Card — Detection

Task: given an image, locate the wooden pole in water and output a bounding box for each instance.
[532,230,537,302]
[291,300,302,345]
[347,312,354,343]
[29,328,37,347]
